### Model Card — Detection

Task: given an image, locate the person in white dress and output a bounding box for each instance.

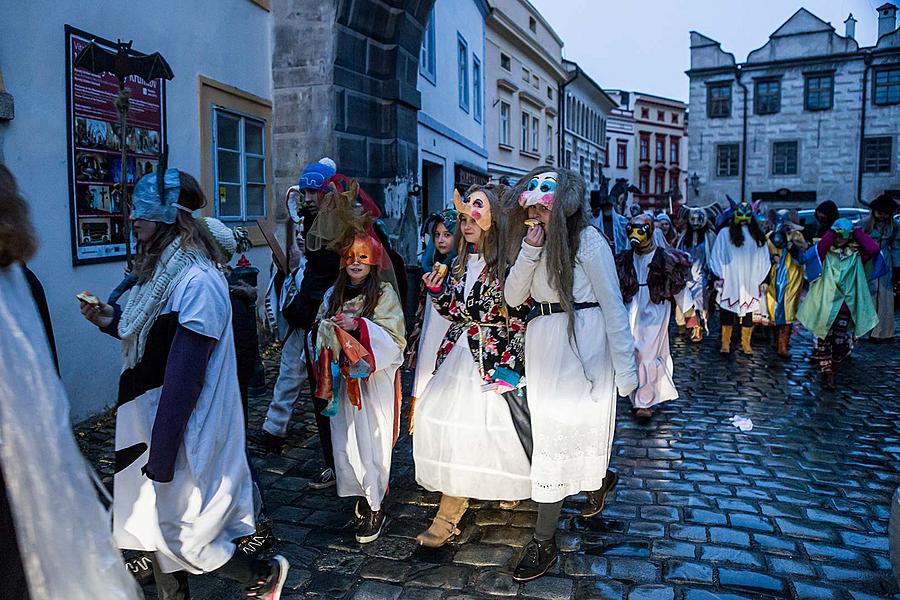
[313,231,406,544]
[505,167,638,582]
[413,185,532,548]
[708,198,771,355]
[79,167,288,599]
[407,208,459,420]
[615,214,691,420]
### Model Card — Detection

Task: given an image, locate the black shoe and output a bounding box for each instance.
[235,518,276,557]
[355,507,385,544]
[248,430,286,455]
[244,555,289,599]
[581,470,619,518]
[307,467,336,490]
[513,537,558,582]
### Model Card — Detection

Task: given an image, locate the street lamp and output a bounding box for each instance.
[690,172,700,198]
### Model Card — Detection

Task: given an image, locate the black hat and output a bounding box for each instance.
[869,192,898,215]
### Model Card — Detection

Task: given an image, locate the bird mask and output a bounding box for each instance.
[518,171,558,209]
[453,188,492,231]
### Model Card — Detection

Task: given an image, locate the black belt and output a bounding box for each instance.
[526,301,599,323]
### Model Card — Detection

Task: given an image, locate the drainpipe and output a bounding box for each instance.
[857,51,873,208]
[736,67,749,201]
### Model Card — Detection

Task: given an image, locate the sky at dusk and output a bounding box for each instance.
[527,0,886,101]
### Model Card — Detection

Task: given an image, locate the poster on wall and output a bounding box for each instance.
[65,25,167,265]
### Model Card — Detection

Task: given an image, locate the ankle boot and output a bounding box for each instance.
[513,536,559,582]
[740,326,754,355]
[720,325,733,354]
[776,325,790,359]
[690,326,703,343]
[416,495,469,548]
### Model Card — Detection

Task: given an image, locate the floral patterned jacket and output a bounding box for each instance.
[430,257,531,387]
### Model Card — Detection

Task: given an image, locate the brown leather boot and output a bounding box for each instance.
[776,326,790,359]
[740,326,754,355]
[720,325,733,354]
[416,495,469,548]
[690,326,703,343]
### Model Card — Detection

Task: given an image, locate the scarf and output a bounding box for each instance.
[118,237,210,369]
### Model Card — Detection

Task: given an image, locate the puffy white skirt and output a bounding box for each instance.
[413,339,531,500]
[412,298,451,400]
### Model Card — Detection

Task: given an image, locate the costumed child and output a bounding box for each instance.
[675,204,721,342]
[616,213,691,420]
[797,218,883,389]
[312,193,406,544]
[505,167,638,582]
[765,209,807,359]
[708,198,770,355]
[405,208,459,421]
[862,192,898,341]
[412,185,532,549]
[79,166,288,599]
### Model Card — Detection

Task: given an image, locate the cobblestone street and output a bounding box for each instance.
[78,318,900,600]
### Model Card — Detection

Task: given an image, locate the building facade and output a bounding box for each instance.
[484,0,565,185]
[417,0,489,219]
[632,93,689,212]
[687,5,900,209]
[561,60,615,205]
[605,89,637,191]
[0,0,275,420]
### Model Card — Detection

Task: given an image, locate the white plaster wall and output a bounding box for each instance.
[0,0,273,421]
[418,0,486,151]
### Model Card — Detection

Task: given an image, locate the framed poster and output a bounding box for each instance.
[65,25,167,265]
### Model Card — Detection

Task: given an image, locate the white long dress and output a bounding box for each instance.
[413,254,532,501]
[113,265,255,574]
[708,226,771,316]
[322,284,405,512]
[505,228,637,504]
[627,250,680,410]
[412,297,452,400]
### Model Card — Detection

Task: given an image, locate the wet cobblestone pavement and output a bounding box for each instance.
[77,317,900,599]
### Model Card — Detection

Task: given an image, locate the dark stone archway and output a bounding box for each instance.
[273,0,435,259]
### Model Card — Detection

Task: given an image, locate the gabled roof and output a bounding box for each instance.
[770,8,833,37]
[876,3,897,11]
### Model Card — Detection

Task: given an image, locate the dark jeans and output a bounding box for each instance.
[151,551,269,600]
[720,309,752,327]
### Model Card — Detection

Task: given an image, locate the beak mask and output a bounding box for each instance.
[518,172,558,210]
[626,221,654,252]
[734,201,754,224]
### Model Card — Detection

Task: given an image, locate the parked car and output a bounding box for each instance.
[797,207,869,241]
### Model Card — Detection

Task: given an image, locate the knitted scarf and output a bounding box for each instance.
[118,236,210,369]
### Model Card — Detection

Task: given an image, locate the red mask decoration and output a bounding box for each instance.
[342,232,383,267]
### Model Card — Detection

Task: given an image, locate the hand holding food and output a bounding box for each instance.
[78,291,115,329]
[524,221,545,247]
[422,263,448,291]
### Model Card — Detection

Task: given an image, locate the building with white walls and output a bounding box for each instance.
[417,0,489,218]
[687,5,900,209]
[484,0,566,185]
[0,0,275,420]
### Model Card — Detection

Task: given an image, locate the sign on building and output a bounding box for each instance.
[66,26,167,265]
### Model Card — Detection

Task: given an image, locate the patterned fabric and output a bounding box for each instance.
[430,258,530,385]
[812,303,852,375]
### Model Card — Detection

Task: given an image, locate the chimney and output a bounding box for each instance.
[844,13,857,39]
[878,3,898,39]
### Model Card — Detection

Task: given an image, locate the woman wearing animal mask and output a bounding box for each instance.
[505,167,637,581]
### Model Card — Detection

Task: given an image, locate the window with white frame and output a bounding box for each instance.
[213,107,266,220]
[499,101,510,146]
[419,11,436,83]
[457,34,469,112]
[521,111,529,149]
[473,56,482,123]
[531,116,540,152]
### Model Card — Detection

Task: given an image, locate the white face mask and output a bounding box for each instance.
[518,172,558,209]
[285,186,303,224]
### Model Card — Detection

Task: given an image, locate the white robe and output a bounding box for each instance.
[627,250,680,409]
[413,254,532,500]
[505,228,637,503]
[411,296,451,400]
[324,286,404,512]
[113,265,255,575]
[708,226,771,316]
